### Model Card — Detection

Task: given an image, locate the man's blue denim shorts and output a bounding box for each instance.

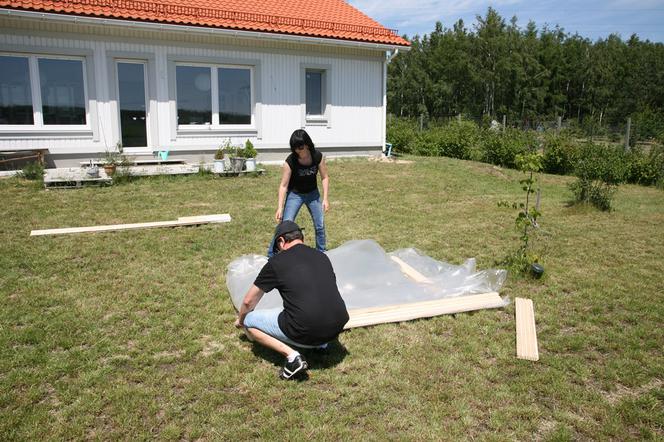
[243,308,327,349]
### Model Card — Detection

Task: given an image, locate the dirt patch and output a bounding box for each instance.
[368,156,413,164]
[467,163,511,180]
[605,378,663,405]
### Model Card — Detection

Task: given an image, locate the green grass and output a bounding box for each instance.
[1,157,663,440]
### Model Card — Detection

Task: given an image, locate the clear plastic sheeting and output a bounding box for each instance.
[226,240,507,311]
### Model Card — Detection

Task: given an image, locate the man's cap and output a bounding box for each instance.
[272,220,303,254]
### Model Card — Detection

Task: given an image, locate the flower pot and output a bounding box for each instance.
[213,159,226,173]
[103,164,117,176]
[245,157,256,172]
[229,157,246,173]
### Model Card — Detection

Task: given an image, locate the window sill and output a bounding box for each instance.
[177,126,257,137]
[305,117,328,126]
[0,127,93,138]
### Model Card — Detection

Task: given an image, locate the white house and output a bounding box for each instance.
[0,0,409,167]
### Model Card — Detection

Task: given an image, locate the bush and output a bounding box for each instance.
[20,161,44,181]
[570,143,627,211]
[481,128,535,168]
[386,117,418,154]
[624,145,664,186]
[542,133,580,175]
[409,120,482,160]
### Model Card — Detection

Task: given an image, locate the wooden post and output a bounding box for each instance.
[557,116,562,134]
[419,114,423,131]
[457,113,461,123]
[625,117,631,150]
[502,114,506,131]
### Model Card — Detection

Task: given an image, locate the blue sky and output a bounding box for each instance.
[348,0,664,43]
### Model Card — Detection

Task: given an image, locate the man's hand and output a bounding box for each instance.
[234,317,243,328]
[275,207,283,222]
[322,199,330,212]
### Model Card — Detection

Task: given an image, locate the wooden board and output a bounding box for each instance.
[345,292,505,329]
[515,297,539,361]
[30,214,231,236]
[389,255,432,283]
[177,214,232,223]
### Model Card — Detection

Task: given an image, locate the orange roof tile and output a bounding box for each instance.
[1,0,410,46]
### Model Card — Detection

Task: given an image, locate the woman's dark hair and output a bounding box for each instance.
[289,129,315,154]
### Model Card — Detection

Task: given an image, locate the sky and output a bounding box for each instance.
[348,0,664,43]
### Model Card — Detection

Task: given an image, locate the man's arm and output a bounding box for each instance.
[235,284,265,328]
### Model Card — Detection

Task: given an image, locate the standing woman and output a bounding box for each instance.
[268,129,329,257]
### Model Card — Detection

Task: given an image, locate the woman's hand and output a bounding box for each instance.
[322,199,330,212]
[275,207,283,222]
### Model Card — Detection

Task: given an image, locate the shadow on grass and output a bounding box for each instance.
[241,334,350,374]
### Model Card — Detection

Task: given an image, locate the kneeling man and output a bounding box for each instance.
[235,221,349,380]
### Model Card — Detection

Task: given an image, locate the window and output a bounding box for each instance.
[39,58,86,125]
[176,65,211,125]
[176,63,253,128]
[218,68,251,124]
[301,65,330,127]
[306,70,324,116]
[0,54,88,128]
[0,56,33,125]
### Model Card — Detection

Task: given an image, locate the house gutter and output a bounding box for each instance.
[0,8,411,52]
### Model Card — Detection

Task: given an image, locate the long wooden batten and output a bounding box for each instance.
[344,292,506,329]
[30,214,231,236]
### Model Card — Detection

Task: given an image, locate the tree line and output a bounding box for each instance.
[388,8,664,136]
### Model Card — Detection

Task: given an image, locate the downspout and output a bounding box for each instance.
[382,48,400,154]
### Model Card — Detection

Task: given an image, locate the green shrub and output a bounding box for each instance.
[624,146,664,186]
[386,117,418,154]
[481,128,535,168]
[570,142,627,211]
[20,161,44,181]
[439,120,482,160]
[409,121,481,160]
[542,134,580,175]
[411,128,443,156]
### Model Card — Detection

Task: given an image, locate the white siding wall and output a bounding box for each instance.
[0,16,386,159]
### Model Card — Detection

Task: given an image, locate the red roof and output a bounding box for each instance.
[1,0,410,46]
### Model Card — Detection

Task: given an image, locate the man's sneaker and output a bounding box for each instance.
[279,355,308,380]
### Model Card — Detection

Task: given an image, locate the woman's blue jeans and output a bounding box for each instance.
[268,189,326,257]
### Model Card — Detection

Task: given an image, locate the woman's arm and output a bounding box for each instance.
[275,163,291,222]
[319,156,330,212]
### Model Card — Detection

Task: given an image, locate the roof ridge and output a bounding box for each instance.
[39,0,400,37]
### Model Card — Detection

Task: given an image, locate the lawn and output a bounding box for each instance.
[1,157,662,440]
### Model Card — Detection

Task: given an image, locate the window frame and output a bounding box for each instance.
[301,63,332,128]
[0,51,92,133]
[172,60,256,135]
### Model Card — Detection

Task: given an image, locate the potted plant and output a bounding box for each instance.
[213,146,226,173]
[243,139,257,172]
[226,140,246,173]
[102,148,121,176]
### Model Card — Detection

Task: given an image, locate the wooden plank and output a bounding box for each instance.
[390,255,432,283]
[344,292,505,329]
[515,297,539,361]
[177,214,232,223]
[30,214,232,237]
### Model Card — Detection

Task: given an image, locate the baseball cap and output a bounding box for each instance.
[272,220,303,255]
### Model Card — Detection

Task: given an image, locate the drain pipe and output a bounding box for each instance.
[382,48,400,154]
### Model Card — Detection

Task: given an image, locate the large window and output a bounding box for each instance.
[176,63,252,128]
[0,54,88,127]
[0,56,33,125]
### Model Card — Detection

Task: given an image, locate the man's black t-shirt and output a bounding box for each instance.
[285,150,323,194]
[253,243,349,345]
